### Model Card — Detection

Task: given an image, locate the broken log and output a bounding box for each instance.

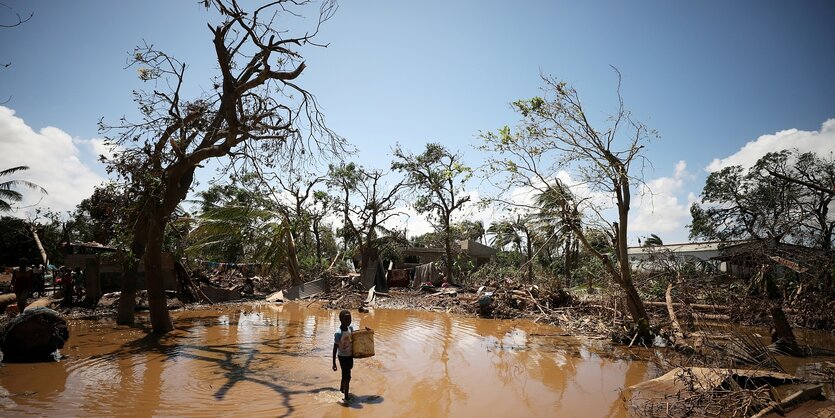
[665,283,691,353]
[23,297,53,311]
[693,313,731,321]
[29,224,49,266]
[750,385,825,418]
[645,301,730,312]
[327,251,342,270]
[1,307,69,362]
[0,294,16,312]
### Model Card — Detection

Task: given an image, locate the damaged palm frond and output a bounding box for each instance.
[721,332,786,373]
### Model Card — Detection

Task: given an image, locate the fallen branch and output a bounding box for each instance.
[646,301,729,312]
[750,385,824,418]
[327,251,341,270]
[527,289,547,315]
[666,282,692,353]
[694,313,731,321]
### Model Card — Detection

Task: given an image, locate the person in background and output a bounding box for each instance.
[33,264,45,297]
[73,267,84,299]
[60,267,74,307]
[11,258,33,313]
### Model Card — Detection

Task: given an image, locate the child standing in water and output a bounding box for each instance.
[332,310,372,403]
[332,310,354,402]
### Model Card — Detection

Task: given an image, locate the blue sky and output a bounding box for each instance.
[1,0,834,244]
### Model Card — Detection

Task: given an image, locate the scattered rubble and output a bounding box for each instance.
[626,366,833,417]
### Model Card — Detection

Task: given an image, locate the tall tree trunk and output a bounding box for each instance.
[526,237,533,283]
[117,262,139,325]
[83,256,102,308]
[284,216,302,286]
[443,216,453,282]
[313,219,322,268]
[29,224,49,266]
[342,190,350,253]
[615,175,651,333]
[117,213,149,325]
[144,216,173,333]
[563,237,572,285]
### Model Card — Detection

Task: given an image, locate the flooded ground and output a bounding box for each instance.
[0,303,659,417]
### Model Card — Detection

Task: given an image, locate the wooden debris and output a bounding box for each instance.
[627,367,797,396]
[0,294,17,312]
[645,301,730,312]
[750,385,825,418]
[23,297,53,311]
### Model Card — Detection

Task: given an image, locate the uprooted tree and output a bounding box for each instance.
[102,0,342,333]
[480,71,656,340]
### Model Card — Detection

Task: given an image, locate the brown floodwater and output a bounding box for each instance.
[0,303,662,417]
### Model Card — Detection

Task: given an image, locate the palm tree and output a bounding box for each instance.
[187,196,302,285]
[0,166,46,211]
[535,186,581,282]
[643,234,663,247]
[470,220,486,244]
[488,215,536,282]
[488,219,522,252]
[454,220,486,243]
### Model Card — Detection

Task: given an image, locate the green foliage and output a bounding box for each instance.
[642,233,663,247]
[0,212,64,268]
[0,166,47,212]
[66,182,125,245]
[391,143,472,224]
[569,252,607,289]
[488,219,524,251]
[187,183,285,265]
[465,258,524,285]
[0,217,40,267]
[392,143,472,278]
[689,149,835,248]
[451,220,486,243]
[494,250,524,267]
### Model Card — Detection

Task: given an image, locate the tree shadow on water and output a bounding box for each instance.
[111,330,382,417]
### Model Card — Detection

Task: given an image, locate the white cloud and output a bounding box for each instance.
[630,160,691,242]
[387,204,435,238]
[706,118,835,172]
[0,107,107,216]
[499,171,614,218]
[82,138,122,161]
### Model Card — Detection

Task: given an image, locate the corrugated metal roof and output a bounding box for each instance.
[627,241,731,255]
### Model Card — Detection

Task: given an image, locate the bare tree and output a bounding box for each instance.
[481,71,656,338]
[1,2,33,102]
[102,0,343,332]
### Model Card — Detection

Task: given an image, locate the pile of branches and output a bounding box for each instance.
[630,379,774,418]
[469,278,572,320]
[187,267,277,295]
